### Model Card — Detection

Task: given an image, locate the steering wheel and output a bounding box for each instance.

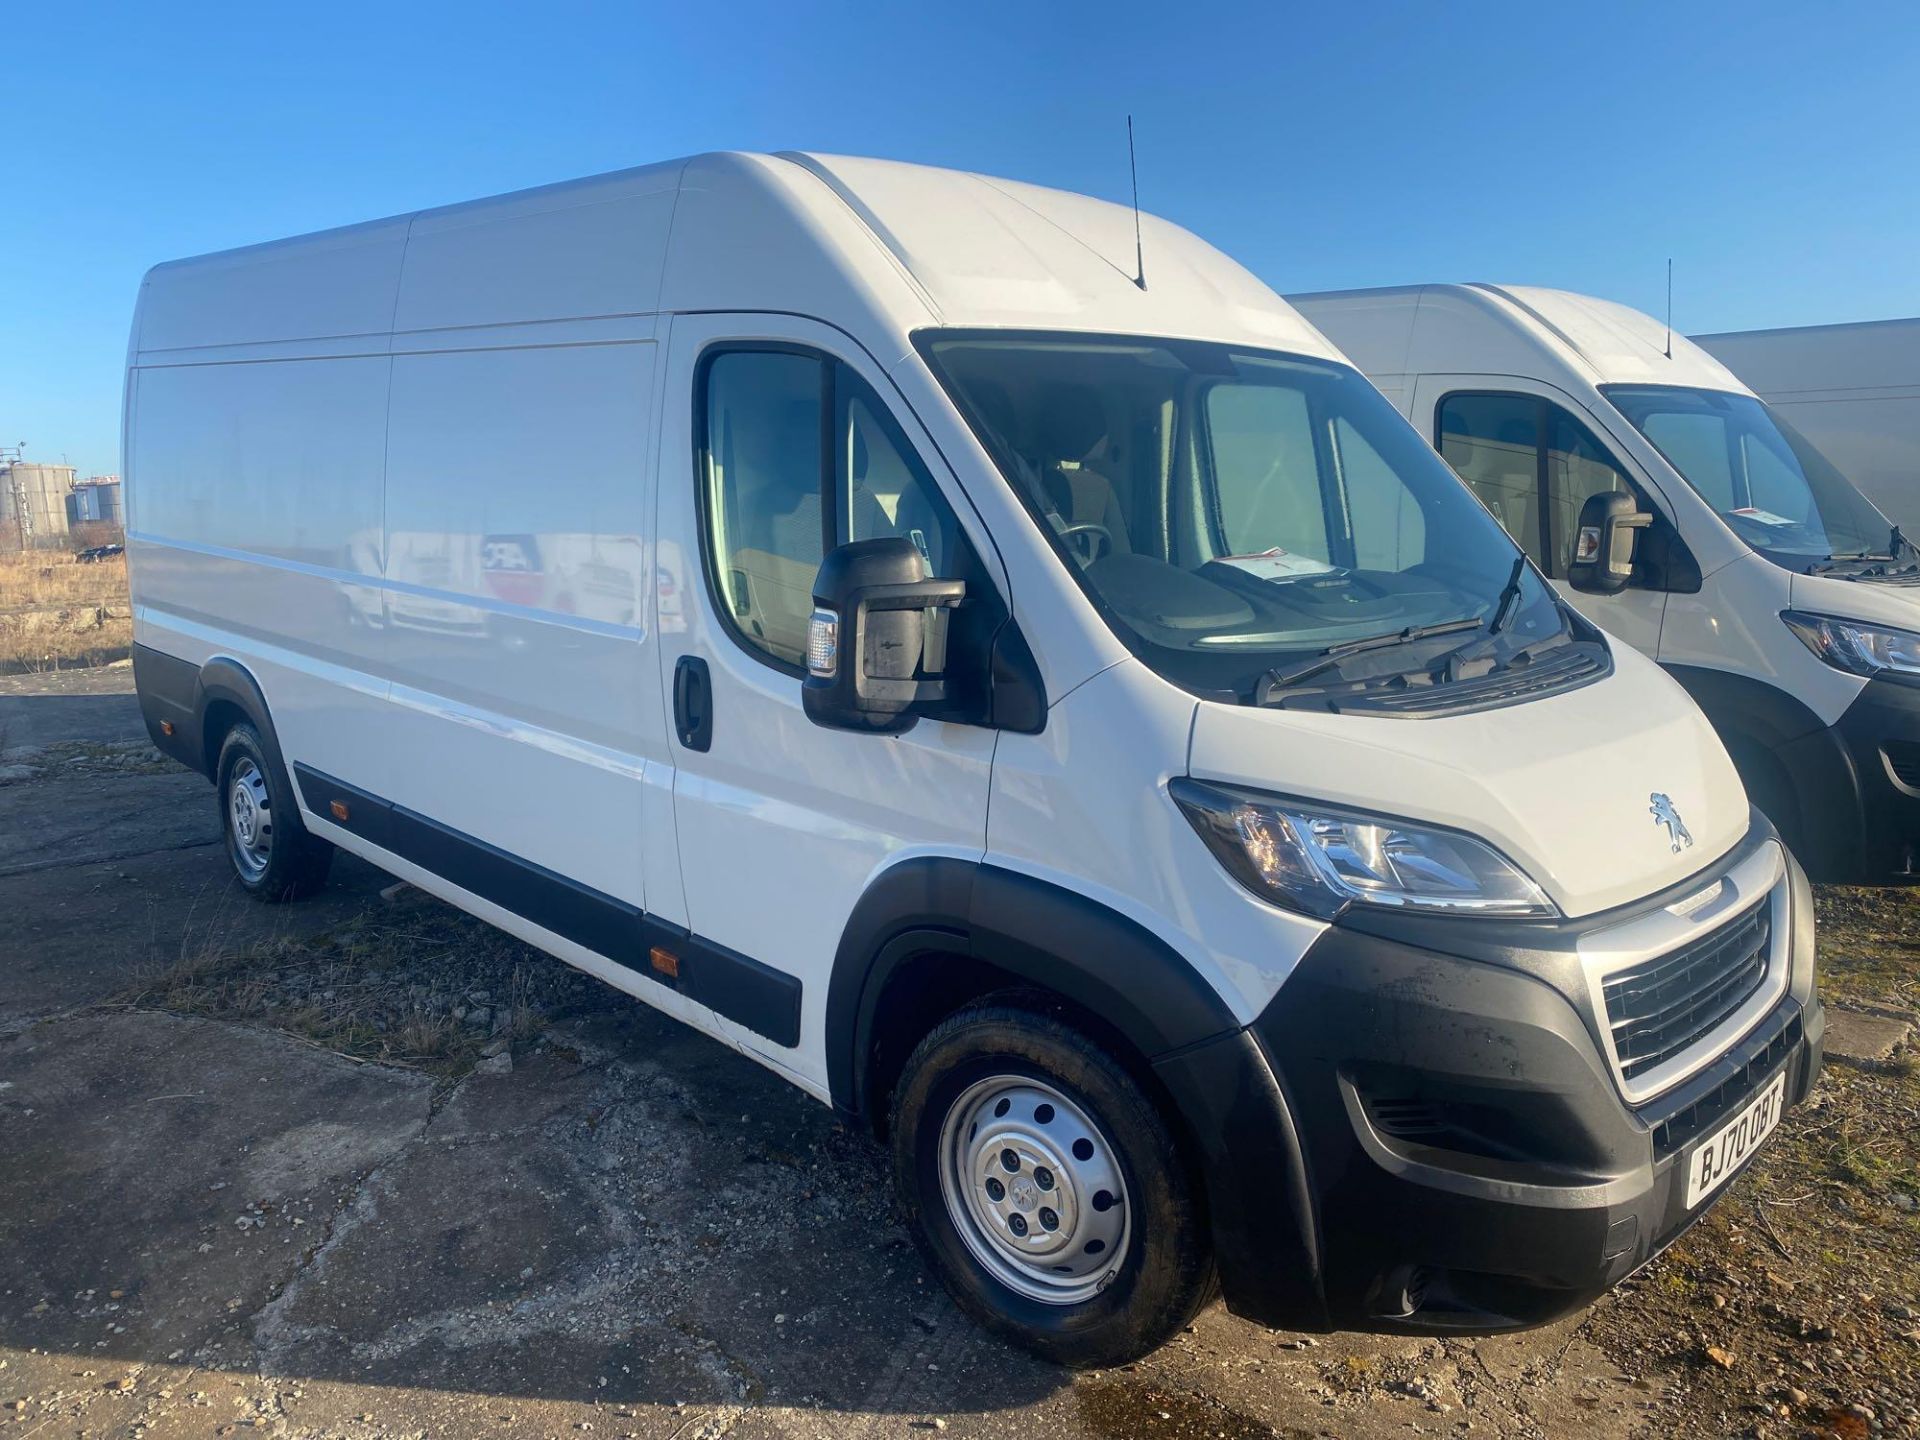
[1057,523,1115,566]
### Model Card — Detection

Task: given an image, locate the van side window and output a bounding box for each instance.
[836,368,964,577]
[1437,394,1547,568]
[1436,393,1637,579]
[1544,408,1634,576]
[700,347,968,670]
[702,351,828,667]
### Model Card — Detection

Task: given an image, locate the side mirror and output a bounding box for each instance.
[1567,491,1653,595]
[802,537,965,734]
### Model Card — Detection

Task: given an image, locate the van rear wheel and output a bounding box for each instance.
[889,1001,1213,1367]
[215,722,333,901]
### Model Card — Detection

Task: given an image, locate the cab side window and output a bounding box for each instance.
[702,351,827,667]
[1544,409,1634,576]
[836,369,965,577]
[700,348,966,671]
[1437,394,1547,568]
[1437,393,1638,578]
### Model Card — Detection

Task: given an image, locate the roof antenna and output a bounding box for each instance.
[1127,115,1147,291]
[1664,257,1673,359]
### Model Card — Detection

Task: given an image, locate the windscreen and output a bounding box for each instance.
[919,332,1565,699]
[1604,385,1894,569]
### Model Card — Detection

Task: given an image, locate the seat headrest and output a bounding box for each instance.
[1037,384,1106,462]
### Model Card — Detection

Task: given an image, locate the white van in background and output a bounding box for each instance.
[1293,284,1920,883]
[1695,316,1920,535]
[127,158,1819,1363]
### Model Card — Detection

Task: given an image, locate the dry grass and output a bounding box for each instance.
[0,550,131,672]
[0,548,127,608]
[1814,884,1920,1014]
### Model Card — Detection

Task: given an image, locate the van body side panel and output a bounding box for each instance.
[362,169,680,929]
[378,331,658,909]
[128,352,395,796]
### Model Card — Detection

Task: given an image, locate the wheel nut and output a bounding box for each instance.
[985,1177,1005,1202]
[1008,1213,1029,1237]
[1038,1207,1059,1231]
[1034,1166,1054,1191]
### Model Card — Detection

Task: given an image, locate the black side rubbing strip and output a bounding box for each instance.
[290,764,801,1048]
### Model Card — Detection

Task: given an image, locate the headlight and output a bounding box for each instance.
[1170,778,1557,920]
[1781,610,1920,679]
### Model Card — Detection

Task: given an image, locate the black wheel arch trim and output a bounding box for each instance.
[133,642,286,780]
[1662,662,1829,751]
[1662,662,1877,879]
[825,856,1243,1121]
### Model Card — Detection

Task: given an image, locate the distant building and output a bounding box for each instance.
[1,461,75,549]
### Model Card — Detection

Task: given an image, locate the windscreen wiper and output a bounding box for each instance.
[1876,524,1920,575]
[1488,555,1528,636]
[1808,543,1915,577]
[1258,617,1482,695]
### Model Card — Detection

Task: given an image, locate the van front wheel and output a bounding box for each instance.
[889,1002,1213,1367]
[215,722,333,901]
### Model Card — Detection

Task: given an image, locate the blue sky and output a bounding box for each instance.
[7,1,1919,479]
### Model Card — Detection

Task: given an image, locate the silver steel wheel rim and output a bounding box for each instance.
[936,1074,1131,1305]
[227,757,272,881]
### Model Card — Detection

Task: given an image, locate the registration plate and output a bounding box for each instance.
[1683,1073,1786,1209]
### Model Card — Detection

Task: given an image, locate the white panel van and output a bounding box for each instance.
[1293,285,1920,885]
[128,159,1820,1364]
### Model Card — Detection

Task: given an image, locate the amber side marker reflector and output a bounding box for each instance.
[330,800,350,822]
[159,720,175,736]
[650,947,680,979]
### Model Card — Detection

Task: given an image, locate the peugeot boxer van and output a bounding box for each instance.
[1292,284,1920,884]
[127,157,1820,1365]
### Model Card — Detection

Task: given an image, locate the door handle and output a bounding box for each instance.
[674,655,713,752]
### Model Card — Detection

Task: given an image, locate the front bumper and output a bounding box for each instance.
[1157,816,1823,1334]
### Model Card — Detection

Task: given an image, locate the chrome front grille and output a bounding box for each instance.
[1602,901,1770,1084]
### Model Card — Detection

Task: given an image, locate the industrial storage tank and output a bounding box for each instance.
[68,476,124,524]
[1,461,75,548]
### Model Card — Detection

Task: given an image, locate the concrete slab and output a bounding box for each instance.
[1825,1008,1914,1064]
[0,1011,431,1416]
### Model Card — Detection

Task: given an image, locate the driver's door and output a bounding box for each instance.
[1412,375,1669,657]
[653,313,1000,1096]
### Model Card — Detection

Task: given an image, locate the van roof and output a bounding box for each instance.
[133,152,1337,363]
[1287,282,1753,397]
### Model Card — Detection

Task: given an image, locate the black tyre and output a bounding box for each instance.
[889,999,1214,1367]
[214,721,333,901]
